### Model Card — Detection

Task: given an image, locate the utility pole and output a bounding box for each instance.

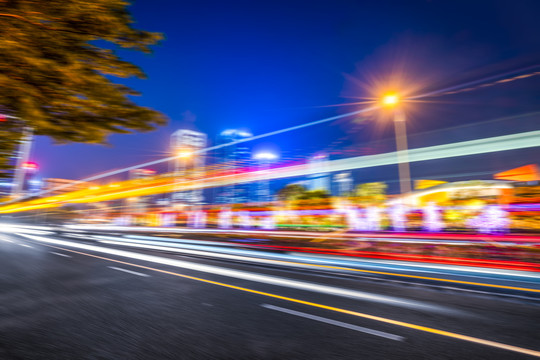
[11,127,33,199]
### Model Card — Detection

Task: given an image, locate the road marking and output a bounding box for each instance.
[262,304,404,341]
[108,266,149,277]
[19,244,33,248]
[50,251,71,258]
[16,235,540,358]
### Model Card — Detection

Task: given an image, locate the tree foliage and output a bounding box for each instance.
[354,182,387,204]
[276,184,307,201]
[277,184,331,209]
[0,0,167,176]
[297,189,330,200]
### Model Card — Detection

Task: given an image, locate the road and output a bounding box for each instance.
[0,227,539,359]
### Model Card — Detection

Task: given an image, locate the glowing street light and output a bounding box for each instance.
[382,94,399,107]
[381,92,411,194]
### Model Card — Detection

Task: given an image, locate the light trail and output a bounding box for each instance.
[1,128,538,212]
[95,237,540,289]
[413,64,540,98]
[18,233,452,312]
[19,230,540,291]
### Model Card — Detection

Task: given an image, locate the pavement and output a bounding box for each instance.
[0,226,539,359]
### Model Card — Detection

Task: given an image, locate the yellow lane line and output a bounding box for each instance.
[275,259,540,293]
[31,241,540,358]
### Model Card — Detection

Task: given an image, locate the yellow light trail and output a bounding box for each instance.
[1,129,539,214]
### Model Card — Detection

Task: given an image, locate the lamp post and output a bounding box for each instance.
[382,94,412,194]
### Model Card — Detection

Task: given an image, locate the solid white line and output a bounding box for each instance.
[50,251,71,258]
[19,244,33,248]
[262,304,404,341]
[108,266,150,277]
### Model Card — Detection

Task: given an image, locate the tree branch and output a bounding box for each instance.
[0,13,97,36]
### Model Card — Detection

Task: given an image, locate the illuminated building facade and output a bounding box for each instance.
[307,152,330,192]
[170,129,207,206]
[215,129,252,204]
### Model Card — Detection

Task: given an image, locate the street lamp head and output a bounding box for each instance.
[382,93,399,107]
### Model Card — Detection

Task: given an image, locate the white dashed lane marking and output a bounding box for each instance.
[262,304,405,341]
[108,266,150,277]
[50,251,71,258]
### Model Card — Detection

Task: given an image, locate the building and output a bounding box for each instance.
[307,153,330,192]
[333,171,353,196]
[126,169,157,214]
[215,129,252,204]
[170,129,207,206]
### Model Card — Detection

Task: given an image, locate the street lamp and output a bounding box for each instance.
[382,94,399,106]
[382,93,412,194]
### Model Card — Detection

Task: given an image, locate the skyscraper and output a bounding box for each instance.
[215,129,252,204]
[307,152,330,192]
[170,129,207,206]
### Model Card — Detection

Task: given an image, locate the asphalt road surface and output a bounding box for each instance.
[0,228,539,359]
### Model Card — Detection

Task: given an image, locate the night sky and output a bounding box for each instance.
[32,0,540,183]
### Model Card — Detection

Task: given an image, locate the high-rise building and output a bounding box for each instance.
[333,171,353,196]
[126,169,156,214]
[307,152,330,192]
[170,129,207,206]
[253,151,279,203]
[215,129,252,204]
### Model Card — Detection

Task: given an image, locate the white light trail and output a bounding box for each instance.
[59,129,540,200]
[17,233,456,313]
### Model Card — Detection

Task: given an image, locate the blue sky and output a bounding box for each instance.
[32,0,540,181]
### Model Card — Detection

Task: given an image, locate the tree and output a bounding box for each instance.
[276,184,307,202]
[297,189,330,200]
[0,0,167,176]
[354,182,387,204]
